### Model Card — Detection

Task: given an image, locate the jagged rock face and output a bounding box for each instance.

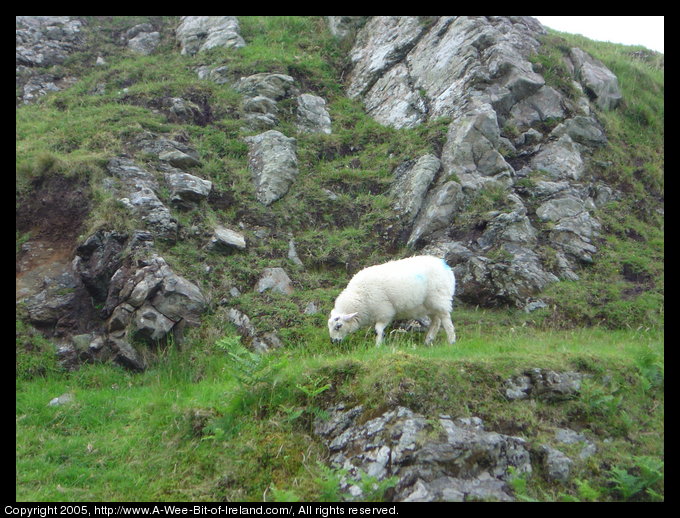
[347,16,621,309]
[347,16,546,129]
[16,16,83,104]
[315,405,532,501]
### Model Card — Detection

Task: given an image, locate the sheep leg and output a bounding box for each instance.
[441,314,456,344]
[374,321,388,346]
[425,316,441,345]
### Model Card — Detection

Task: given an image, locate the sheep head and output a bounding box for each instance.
[328,311,359,343]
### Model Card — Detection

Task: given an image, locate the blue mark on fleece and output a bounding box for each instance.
[415,273,426,282]
[441,258,452,271]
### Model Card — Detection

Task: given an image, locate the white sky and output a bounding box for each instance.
[534,16,664,53]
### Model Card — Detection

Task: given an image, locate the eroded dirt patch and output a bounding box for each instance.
[16,173,91,303]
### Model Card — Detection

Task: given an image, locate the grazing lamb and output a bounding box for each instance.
[328,255,456,346]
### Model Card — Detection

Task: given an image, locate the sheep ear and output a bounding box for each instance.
[342,312,358,322]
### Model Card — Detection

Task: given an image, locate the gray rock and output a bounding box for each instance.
[106,156,158,192]
[242,95,279,116]
[48,393,75,407]
[73,230,131,303]
[477,197,538,249]
[507,86,566,130]
[127,31,160,55]
[569,47,622,110]
[196,65,231,84]
[554,428,597,460]
[531,134,584,181]
[296,94,332,134]
[16,16,83,103]
[287,239,304,267]
[226,308,257,338]
[347,17,546,128]
[538,444,573,483]
[550,115,607,147]
[104,254,207,351]
[16,16,83,67]
[120,187,177,241]
[455,245,558,308]
[346,17,428,103]
[407,181,464,247]
[391,154,441,224]
[106,335,146,371]
[106,157,179,240]
[165,171,212,208]
[166,97,203,124]
[158,149,201,170]
[255,267,294,295]
[536,194,588,222]
[147,259,207,326]
[441,102,514,190]
[326,16,367,40]
[245,130,299,206]
[235,73,297,101]
[176,16,245,55]
[225,308,281,353]
[315,405,530,502]
[209,226,246,253]
[134,302,175,341]
[505,368,583,401]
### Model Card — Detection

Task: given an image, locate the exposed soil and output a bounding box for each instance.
[16,173,91,301]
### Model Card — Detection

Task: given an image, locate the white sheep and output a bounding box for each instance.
[328,255,456,346]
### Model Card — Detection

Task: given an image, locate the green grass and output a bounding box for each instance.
[16,325,663,501]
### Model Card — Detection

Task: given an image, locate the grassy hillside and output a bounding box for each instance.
[16,17,663,502]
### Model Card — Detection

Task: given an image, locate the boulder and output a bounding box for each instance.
[569,47,622,110]
[245,130,299,206]
[73,231,207,369]
[538,445,573,483]
[255,267,294,295]
[176,16,245,55]
[235,73,297,101]
[127,30,160,55]
[296,94,332,134]
[453,245,558,309]
[209,226,246,253]
[165,171,212,209]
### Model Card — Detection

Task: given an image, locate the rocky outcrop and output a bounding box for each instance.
[315,405,532,501]
[175,16,245,55]
[73,230,207,370]
[234,72,332,134]
[16,16,84,104]
[343,16,623,308]
[18,226,208,371]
